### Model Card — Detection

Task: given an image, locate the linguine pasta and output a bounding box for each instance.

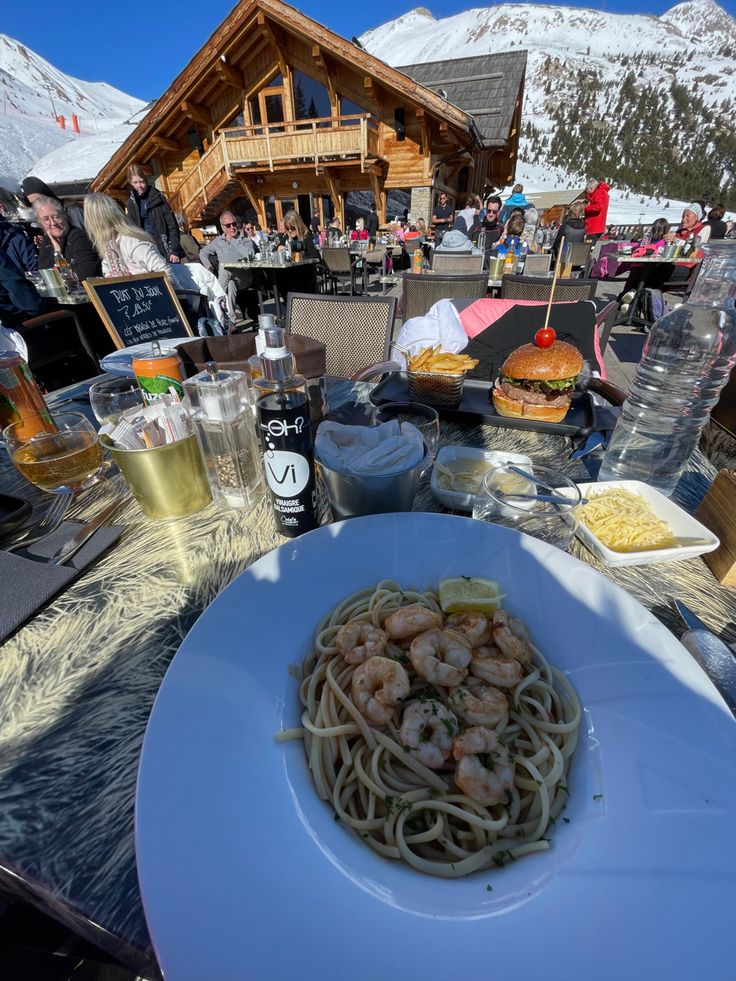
[278,580,581,878]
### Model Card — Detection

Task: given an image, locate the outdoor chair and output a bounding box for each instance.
[519,254,551,277]
[569,241,593,275]
[285,293,398,379]
[321,247,361,295]
[362,245,387,291]
[431,253,484,274]
[500,275,597,303]
[402,272,488,322]
[19,309,99,392]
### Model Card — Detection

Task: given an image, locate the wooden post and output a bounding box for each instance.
[312,120,319,174]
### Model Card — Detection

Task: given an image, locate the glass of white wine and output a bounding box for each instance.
[3,411,105,494]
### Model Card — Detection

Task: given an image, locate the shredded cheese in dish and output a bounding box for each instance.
[580,487,678,552]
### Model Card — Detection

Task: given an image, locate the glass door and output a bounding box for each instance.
[258,87,285,133]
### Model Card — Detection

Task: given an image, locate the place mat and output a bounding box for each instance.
[0,521,124,645]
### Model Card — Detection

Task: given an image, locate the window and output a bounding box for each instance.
[293,70,332,128]
[340,96,369,126]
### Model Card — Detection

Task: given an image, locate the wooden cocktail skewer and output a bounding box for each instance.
[543,235,566,331]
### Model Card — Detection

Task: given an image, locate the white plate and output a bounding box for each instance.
[431,445,532,511]
[136,513,736,981]
[576,480,720,567]
[99,338,195,376]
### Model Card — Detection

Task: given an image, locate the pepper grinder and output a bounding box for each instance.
[183,361,264,509]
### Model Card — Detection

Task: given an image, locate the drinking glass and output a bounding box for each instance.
[371,401,440,473]
[89,376,145,426]
[3,411,104,494]
[472,463,582,550]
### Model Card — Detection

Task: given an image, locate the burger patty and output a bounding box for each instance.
[497,379,570,408]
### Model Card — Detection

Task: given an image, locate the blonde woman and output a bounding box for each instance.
[278,210,319,259]
[84,193,229,328]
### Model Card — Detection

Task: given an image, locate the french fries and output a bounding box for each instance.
[407,345,479,374]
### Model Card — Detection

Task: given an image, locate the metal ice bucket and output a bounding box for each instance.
[317,447,429,520]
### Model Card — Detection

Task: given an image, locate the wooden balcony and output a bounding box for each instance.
[172,114,381,216]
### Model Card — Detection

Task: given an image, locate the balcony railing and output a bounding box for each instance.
[174,114,380,214]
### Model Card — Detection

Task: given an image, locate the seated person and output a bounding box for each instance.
[434,228,476,254]
[21,176,85,230]
[404,223,422,242]
[0,220,38,273]
[197,208,259,323]
[278,211,320,260]
[350,218,369,242]
[453,197,479,236]
[672,203,711,243]
[551,201,586,257]
[0,248,48,327]
[500,214,526,251]
[35,195,101,281]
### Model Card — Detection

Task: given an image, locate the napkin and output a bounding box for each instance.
[0,521,124,645]
[315,421,424,475]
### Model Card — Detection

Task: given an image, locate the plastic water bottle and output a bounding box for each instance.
[598,243,736,495]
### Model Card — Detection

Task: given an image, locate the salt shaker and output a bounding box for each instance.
[183,362,264,509]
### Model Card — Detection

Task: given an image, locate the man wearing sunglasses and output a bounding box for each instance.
[200,210,259,324]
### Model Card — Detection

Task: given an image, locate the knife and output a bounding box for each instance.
[674,600,736,715]
[51,497,127,566]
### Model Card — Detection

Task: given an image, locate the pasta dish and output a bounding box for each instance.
[279,579,581,878]
[581,486,678,552]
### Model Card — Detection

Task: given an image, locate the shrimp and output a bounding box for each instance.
[335,621,388,665]
[445,612,492,647]
[448,676,508,727]
[454,742,514,807]
[351,655,410,726]
[410,628,472,687]
[399,700,458,769]
[493,610,533,666]
[470,645,523,688]
[452,725,499,759]
[384,604,442,643]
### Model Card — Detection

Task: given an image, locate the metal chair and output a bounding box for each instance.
[401,272,488,322]
[285,293,398,379]
[362,245,387,291]
[569,241,593,274]
[19,309,99,392]
[520,254,551,277]
[431,253,484,274]
[321,247,360,295]
[500,275,597,303]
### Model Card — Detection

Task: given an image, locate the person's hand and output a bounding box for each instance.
[664,232,676,243]
[277,245,286,252]
[33,234,45,249]
[169,254,181,263]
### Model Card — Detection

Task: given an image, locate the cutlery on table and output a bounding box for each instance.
[496,491,588,507]
[505,464,581,496]
[674,600,736,715]
[5,492,74,553]
[50,496,128,566]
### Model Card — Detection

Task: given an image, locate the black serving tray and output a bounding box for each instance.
[370,373,597,438]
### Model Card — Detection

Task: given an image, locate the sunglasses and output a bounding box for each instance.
[222,221,237,228]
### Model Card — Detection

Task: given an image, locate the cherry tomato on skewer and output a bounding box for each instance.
[535,327,556,348]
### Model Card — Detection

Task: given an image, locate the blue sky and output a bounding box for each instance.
[4,0,735,101]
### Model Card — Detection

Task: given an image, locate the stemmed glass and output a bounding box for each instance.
[3,411,105,494]
[371,401,440,476]
[89,377,145,426]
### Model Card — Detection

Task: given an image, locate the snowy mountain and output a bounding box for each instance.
[361,1,736,212]
[0,33,145,187]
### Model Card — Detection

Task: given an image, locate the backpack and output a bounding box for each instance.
[642,288,666,325]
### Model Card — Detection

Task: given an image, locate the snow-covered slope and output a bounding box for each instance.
[0,33,145,184]
[361,0,736,211]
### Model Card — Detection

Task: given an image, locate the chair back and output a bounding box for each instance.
[431,253,484,274]
[285,293,396,378]
[500,275,597,303]
[569,241,593,268]
[402,272,488,321]
[20,310,98,392]
[321,247,353,274]
[364,245,387,264]
[403,239,424,254]
[521,254,551,277]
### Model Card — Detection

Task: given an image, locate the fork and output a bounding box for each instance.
[5,492,74,553]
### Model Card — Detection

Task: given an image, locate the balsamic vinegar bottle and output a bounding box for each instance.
[254,326,319,538]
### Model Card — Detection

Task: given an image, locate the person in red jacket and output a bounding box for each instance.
[584,179,610,241]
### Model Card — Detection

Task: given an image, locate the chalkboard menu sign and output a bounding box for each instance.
[83,272,193,349]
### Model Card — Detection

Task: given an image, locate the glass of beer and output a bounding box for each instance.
[3,411,105,494]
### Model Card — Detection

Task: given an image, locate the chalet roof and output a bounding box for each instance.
[396,52,527,149]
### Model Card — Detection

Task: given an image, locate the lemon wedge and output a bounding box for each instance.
[438,577,503,614]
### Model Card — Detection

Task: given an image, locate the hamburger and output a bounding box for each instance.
[492,338,583,423]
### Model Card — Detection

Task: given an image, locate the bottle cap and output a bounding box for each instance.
[261,326,294,382]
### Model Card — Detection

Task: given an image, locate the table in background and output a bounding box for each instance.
[613,255,700,328]
[224,258,320,324]
[0,378,733,978]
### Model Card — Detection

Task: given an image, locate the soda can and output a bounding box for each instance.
[0,353,56,438]
[412,248,423,273]
[132,348,185,404]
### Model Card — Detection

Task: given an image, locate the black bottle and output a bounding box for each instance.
[254,326,319,538]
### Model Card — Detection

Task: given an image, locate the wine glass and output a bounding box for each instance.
[472,463,582,550]
[89,377,145,426]
[371,401,440,475]
[3,411,105,494]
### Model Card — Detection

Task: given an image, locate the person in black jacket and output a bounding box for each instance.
[705,205,727,241]
[34,196,101,281]
[0,248,48,327]
[552,201,587,257]
[126,164,183,263]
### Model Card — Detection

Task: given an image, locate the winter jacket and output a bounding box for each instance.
[199,234,255,286]
[127,186,183,260]
[179,233,202,263]
[500,192,529,225]
[552,217,586,257]
[38,226,101,281]
[366,212,379,237]
[101,234,169,277]
[0,221,38,273]
[705,218,727,240]
[584,183,610,236]
[0,248,47,327]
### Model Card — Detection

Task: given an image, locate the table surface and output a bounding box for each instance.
[0,378,734,977]
[223,258,320,270]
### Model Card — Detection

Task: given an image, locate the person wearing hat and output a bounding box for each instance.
[434,228,476,254]
[20,176,85,230]
[673,203,710,243]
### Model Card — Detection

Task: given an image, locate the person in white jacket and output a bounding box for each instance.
[84,193,230,330]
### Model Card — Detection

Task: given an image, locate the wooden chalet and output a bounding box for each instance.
[92,0,526,230]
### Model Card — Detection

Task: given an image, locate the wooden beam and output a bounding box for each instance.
[366,167,386,226]
[322,169,344,229]
[214,60,242,90]
[151,136,179,153]
[181,101,211,127]
[237,179,266,226]
[363,76,381,106]
[311,44,326,71]
[256,12,287,77]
